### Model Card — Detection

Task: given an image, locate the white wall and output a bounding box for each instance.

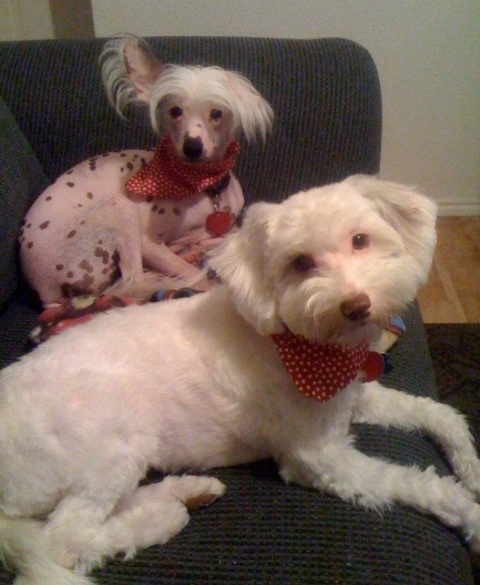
[92,0,479,214]
[0,0,53,40]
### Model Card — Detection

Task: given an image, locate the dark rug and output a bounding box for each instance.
[426,323,480,583]
[426,324,480,445]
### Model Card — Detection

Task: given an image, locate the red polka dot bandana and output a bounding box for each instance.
[271,329,384,402]
[125,136,241,199]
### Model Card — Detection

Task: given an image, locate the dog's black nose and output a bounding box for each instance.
[183,137,203,160]
[340,293,371,322]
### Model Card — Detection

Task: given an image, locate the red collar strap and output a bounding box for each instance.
[125,136,241,199]
[271,328,386,402]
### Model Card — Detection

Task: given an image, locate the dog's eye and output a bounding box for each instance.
[210,109,223,121]
[291,254,316,273]
[169,106,183,119]
[352,233,370,250]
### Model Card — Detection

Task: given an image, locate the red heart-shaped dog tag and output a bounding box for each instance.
[361,351,385,382]
[205,210,234,237]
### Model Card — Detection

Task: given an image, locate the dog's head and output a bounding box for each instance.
[100,35,273,162]
[208,175,437,345]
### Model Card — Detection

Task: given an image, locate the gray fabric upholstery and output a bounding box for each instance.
[0,99,48,309]
[0,38,381,201]
[0,37,474,584]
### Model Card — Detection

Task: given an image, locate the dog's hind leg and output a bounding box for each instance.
[352,381,480,496]
[280,438,480,551]
[77,475,225,570]
[43,492,121,572]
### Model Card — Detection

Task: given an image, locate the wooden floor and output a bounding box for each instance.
[417,216,480,323]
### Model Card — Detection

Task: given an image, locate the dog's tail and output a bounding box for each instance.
[0,513,94,585]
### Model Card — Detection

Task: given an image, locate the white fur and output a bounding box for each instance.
[2,175,480,585]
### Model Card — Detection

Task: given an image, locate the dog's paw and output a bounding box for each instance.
[185,477,226,510]
[46,521,107,574]
[48,538,81,570]
[465,505,480,554]
[165,475,226,510]
[459,460,480,500]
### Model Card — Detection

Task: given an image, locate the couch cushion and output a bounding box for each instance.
[0,98,48,309]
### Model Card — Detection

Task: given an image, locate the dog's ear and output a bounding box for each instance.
[122,37,164,102]
[223,72,274,143]
[208,202,283,335]
[347,175,438,276]
[100,34,163,116]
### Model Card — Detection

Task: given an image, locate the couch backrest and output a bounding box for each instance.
[0,36,381,206]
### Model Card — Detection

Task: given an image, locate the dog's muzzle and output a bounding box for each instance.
[340,293,371,322]
[183,137,203,160]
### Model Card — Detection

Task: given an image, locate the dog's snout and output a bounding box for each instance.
[183,137,203,160]
[340,293,371,322]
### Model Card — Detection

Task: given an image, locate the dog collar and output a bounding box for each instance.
[271,328,386,402]
[125,136,241,200]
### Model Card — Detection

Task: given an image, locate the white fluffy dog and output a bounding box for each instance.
[1,175,480,585]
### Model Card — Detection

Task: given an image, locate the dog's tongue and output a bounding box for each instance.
[271,329,384,402]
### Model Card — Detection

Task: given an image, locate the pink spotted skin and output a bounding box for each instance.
[18,149,244,305]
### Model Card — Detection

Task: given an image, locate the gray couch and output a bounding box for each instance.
[0,37,475,584]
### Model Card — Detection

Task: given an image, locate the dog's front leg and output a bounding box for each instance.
[352,381,480,497]
[105,199,146,285]
[141,237,208,286]
[279,437,480,551]
[44,493,120,571]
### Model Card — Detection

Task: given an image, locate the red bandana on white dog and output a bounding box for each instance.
[271,329,383,402]
[126,136,241,200]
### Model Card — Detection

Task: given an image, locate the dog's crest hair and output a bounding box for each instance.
[100,35,273,142]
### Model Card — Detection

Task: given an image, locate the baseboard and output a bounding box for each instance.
[437,200,480,216]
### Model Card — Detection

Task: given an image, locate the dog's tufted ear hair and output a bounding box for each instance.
[346,175,438,277]
[100,34,164,117]
[223,72,274,143]
[208,202,283,335]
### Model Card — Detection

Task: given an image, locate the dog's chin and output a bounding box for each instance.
[282,314,385,347]
[179,151,224,164]
[326,319,383,347]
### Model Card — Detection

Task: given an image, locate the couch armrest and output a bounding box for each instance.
[0,98,48,309]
